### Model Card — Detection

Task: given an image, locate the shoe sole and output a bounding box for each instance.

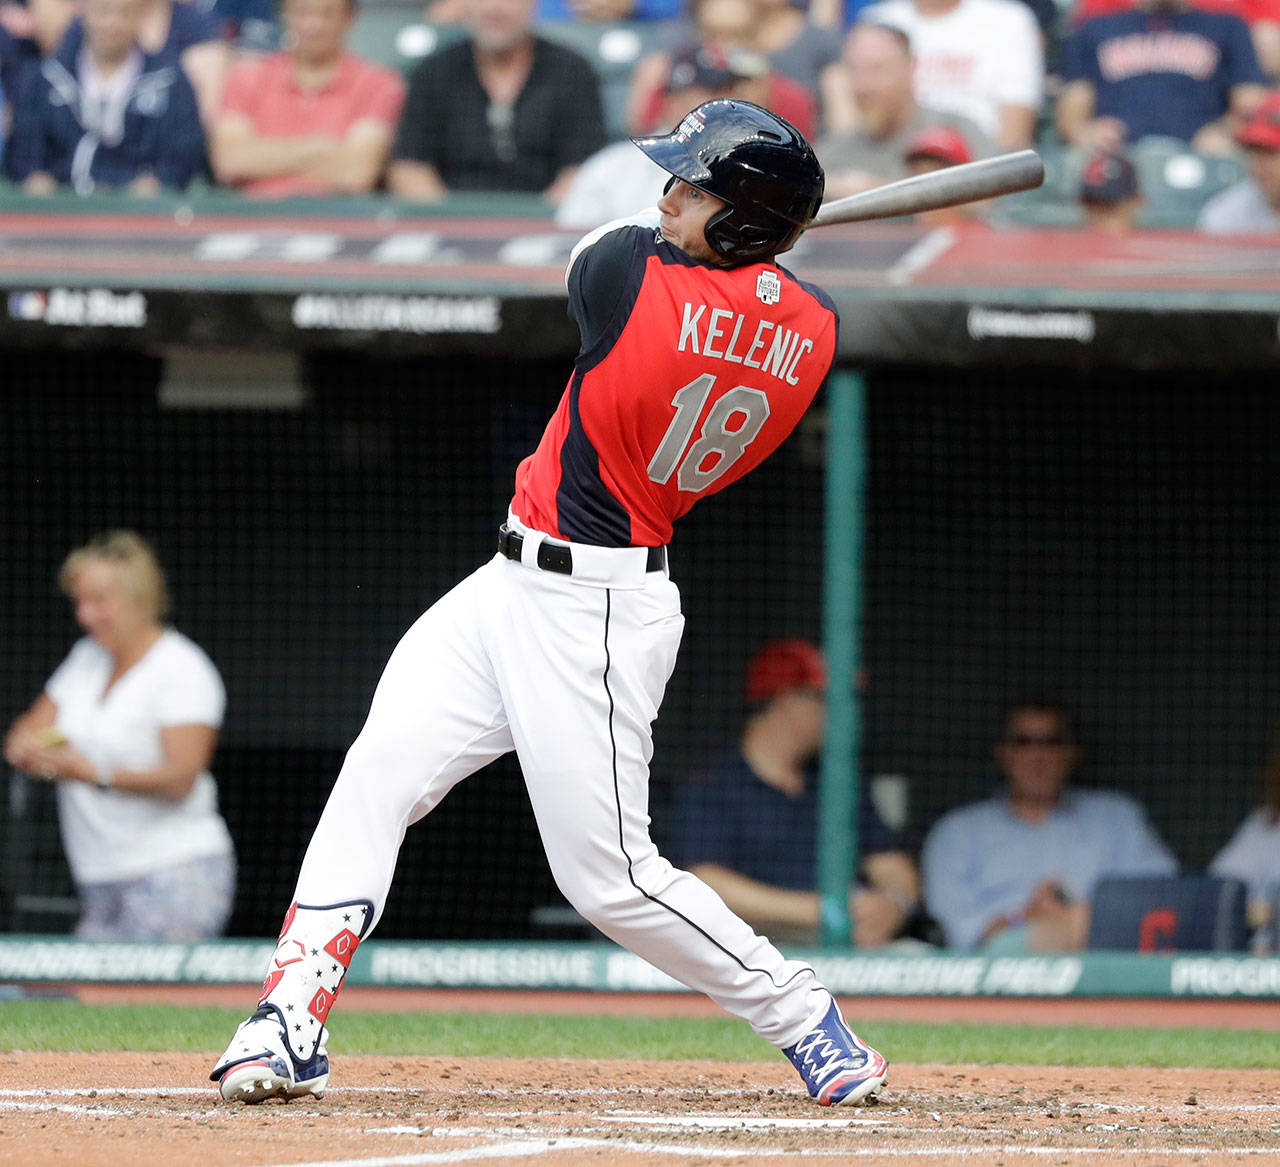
[218,1060,328,1104]
[826,1070,888,1106]
[817,1053,890,1107]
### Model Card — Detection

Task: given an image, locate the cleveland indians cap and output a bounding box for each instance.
[1237,91,1280,152]
[1079,148,1139,205]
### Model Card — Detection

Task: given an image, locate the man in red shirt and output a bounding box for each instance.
[210,99,889,1111]
[209,0,404,197]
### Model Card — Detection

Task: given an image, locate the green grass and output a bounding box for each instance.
[1,1002,1278,1068]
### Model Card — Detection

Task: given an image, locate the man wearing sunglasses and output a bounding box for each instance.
[921,699,1177,952]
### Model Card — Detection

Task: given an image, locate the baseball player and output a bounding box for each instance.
[211,98,888,1109]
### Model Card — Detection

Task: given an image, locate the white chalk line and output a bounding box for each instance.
[0,1083,783,1099]
[5,1089,1276,1165]
[3,1085,1278,1115]
[597,1113,887,1129]
[260,1138,755,1167]
[262,1138,1280,1167]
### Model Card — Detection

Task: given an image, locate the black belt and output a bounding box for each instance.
[498,524,665,575]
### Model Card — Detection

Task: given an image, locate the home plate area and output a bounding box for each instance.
[2,1055,1280,1166]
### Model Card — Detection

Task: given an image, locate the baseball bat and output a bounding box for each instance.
[808,149,1044,228]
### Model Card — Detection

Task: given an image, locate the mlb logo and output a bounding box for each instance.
[8,291,46,321]
[756,270,781,305]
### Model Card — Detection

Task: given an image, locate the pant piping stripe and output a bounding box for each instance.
[601,587,812,995]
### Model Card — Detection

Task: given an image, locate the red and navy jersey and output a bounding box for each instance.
[510,223,839,548]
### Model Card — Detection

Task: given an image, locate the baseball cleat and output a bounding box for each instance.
[211,1004,330,1103]
[783,998,888,1106]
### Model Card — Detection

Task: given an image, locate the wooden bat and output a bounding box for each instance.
[808,149,1045,228]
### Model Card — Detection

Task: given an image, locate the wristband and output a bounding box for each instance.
[95,767,114,791]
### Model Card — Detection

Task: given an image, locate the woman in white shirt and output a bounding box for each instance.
[3,530,235,940]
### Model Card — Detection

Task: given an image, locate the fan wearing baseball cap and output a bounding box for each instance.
[665,639,920,949]
[1199,91,1280,233]
[556,43,767,228]
[902,127,983,226]
[1077,146,1143,234]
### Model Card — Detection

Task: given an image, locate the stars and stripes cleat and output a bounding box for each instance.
[210,1004,330,1103]
[783,998,888,1106]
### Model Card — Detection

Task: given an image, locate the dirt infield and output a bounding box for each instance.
[5,991,1280,1164]
[3,1052,1280,1166]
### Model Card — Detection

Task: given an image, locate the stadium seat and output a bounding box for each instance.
[539,21,667,140]
[1087,875,1249,953]
[1128,137,1245,228]
[345,12,467,74]
[345,17,663,140]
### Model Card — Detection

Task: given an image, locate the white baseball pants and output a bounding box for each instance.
[291,531,831,1047]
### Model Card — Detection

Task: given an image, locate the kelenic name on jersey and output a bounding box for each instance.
[675,299,816,388]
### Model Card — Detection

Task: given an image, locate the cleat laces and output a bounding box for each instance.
[793,1027,867,1088]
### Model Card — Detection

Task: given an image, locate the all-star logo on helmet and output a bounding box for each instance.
[674,109,708,143]
[633,98,825,266]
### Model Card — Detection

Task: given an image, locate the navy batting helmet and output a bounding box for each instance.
[631,99,824,266]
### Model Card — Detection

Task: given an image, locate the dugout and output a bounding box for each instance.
[1,194,1278,954]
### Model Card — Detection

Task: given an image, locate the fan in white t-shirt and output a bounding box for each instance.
[3,531,235,940]
[858,0,1045,149]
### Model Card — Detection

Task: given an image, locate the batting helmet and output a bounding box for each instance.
[631,99,824,265]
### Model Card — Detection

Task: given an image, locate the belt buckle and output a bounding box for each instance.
[497,524,520,560]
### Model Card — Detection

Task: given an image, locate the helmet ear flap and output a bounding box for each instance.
[702,204,738,261]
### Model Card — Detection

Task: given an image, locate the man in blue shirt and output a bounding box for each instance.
[7,0,205,194]
[1056,0,1267,153]
[922,699,1178,952]
[669,639,920,948]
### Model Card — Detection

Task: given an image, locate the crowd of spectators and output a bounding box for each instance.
[0,0,1275,228]
[668,653,1280,955]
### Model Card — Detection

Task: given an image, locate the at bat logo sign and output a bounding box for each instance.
[756,270,781,305]
[7,288,146,328]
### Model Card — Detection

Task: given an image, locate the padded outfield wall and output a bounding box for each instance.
[0,197,1278,951]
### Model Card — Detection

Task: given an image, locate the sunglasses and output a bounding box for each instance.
[1003,734,1071,748]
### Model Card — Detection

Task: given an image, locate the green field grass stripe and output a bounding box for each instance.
[1,1003,1278,1068]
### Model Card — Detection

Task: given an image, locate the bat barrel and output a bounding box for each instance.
[809,149,1045,228]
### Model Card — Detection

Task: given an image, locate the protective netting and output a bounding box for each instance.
[861,367,1280,884]
[0,347,823,939]
[3,350,1276,944]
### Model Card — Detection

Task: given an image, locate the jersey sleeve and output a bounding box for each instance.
[359,65,407,128]
[548,51,607,170]
[992,2,1045,109]
[668,772,737,869]
[565,220,654,351]
[1222,12,1268,86]
[45,639,93,707]
[858,782,902,856]
[219,58,263,119]
[155,641,226,728]
[392,56,447,164]
[1061,21,1103,86]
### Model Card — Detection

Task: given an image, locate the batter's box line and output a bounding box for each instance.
[260,1140,1280,1167]
[261,1136,909,1167]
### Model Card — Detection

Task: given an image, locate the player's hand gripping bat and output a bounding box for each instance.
[807,149,1045,228]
